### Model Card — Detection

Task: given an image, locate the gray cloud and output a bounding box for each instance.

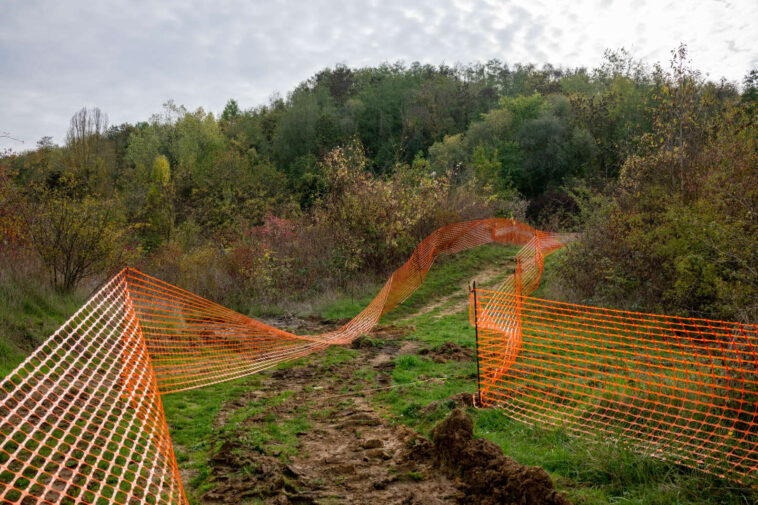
[1,0,756,150]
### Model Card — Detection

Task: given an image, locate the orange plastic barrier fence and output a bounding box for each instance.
[471,253,758,485]
[1,218,560,504]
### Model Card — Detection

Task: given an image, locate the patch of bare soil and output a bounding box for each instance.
[259,314,353,334]
[198,316,568,505]
[419,342,473,363]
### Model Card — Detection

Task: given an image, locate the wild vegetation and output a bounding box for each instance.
[2,46,756,378]
[0,44,757,503]
[558,50,758,322]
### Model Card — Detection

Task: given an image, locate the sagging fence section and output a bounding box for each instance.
[1,218,564,505]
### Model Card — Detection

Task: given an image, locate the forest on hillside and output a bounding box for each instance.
[1,46,756,324]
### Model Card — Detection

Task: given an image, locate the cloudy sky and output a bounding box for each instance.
[1,0,755,151]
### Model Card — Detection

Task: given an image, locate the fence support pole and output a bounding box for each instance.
[472,280,481,405]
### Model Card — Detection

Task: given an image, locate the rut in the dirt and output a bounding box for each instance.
[196,319,569,505]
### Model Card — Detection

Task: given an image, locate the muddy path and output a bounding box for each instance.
[200,322,459,505]
[193,318,569,505]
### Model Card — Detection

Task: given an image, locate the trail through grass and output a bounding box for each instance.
[6,243,757,504]
[366,247,758,505]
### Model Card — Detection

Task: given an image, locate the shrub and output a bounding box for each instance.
[25,189,129,291]
[0,160,27,258]
[558,99,757,322]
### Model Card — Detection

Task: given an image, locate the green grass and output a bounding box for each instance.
[0,271,85,378]
[317,284,383,321]
[375,309,479,431]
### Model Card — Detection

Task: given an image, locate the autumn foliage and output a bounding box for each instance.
[0,48,755,323]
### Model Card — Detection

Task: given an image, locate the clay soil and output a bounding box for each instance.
[198,319,569,505]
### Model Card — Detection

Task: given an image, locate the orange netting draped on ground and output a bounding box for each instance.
[1,218,559,504]
[470,241,758,485]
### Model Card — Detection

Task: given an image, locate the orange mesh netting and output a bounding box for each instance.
[470,237,758,485]
[3,216,758,504]
[1,218,554,504]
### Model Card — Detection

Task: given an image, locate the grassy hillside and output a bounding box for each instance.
[0,269,85,377]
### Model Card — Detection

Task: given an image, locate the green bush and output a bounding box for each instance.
[558,76,756,322]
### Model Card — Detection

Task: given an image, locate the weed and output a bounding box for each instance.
[406,471,424,482]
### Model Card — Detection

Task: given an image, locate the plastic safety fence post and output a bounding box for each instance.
[471,282,482,406]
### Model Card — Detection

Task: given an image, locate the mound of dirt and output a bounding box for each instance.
[420,342,473,363]
[431,409,570,505]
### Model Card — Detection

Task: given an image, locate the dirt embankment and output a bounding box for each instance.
[198,318,568,505]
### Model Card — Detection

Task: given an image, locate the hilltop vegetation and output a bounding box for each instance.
[1,46,756,336]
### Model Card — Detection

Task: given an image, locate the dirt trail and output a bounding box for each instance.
[397,262,512,322]
[201,323,460,504]
[196,316,568,505]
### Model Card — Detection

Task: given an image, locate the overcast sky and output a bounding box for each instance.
[1,0,756,151]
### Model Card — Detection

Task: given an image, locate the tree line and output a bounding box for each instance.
[1,46,756,321]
